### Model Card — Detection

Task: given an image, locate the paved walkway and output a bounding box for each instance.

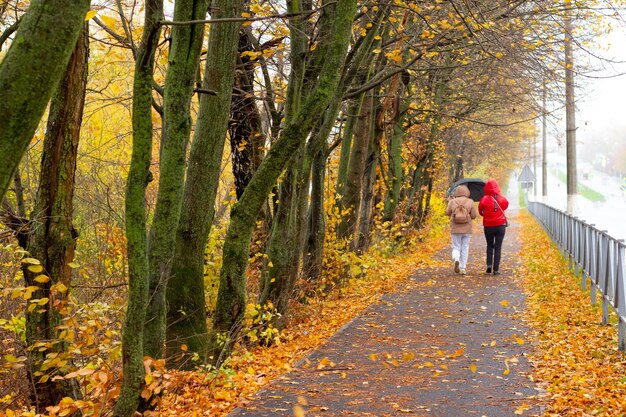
[230,210,544,416]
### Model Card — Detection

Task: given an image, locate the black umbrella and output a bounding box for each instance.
[446,178,486,202]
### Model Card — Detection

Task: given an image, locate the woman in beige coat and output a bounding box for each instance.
[445,185,478,274]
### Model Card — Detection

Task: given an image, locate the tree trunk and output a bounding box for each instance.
[258,150,303,320]
[144,0,209,361]
[303,98,342,283]
[335,99,360,199]
[114,1,163,415]
[23,23,88,412]
[356,100,382,252]
[0,0,90,200]
[259,123,318,324]
[406,73,447,226]
[229,28,266,199]
[336,91,374,243]
[211,0,357,364]
[166,0,243,367]
[303,144,327,282]
[382,95,406,223]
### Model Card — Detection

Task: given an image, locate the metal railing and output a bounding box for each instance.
[527,201,626,351]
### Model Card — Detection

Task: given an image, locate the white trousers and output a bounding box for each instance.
[451,233,471,269]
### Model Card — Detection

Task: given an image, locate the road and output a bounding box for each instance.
[525,168,626,240]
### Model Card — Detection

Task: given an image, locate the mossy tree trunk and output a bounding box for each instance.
[382,86,408,223]
[302,97,342,283]
[405,71,449,226]
[144,0,209,361]
[258,0,381,325]
[303,143,327,282]
[23,24,88,412]
[114,0,163,415]
[335,99,360,200]
[258,150,303,319]
[356,99,382,252]
[211,0,358,364]
[0,0,90,200]
[166,0,243,367]
[336,90,374,243]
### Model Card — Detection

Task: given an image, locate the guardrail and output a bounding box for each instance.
[527,201,626,351]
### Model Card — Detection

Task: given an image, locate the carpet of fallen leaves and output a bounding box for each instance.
[155,229,449,416]
[519,211,626,416]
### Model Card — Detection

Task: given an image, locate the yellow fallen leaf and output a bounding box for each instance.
[470,363,477,373]
[369,353,378,362]
[500,300,509,307]
[450,347,464,358]
[317,357,330,369]
[515,337,525,345]
[293,405,305,417]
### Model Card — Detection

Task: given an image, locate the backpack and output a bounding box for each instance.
[452,201,469,224]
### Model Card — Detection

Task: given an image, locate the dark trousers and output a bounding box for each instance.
[484,225,506,271]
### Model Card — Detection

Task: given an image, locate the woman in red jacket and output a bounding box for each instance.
[478,179,509,275]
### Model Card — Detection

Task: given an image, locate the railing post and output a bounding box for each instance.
[600,231,611,326]
[590,228,597,301]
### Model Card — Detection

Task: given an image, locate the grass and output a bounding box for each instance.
[553,170,606,202]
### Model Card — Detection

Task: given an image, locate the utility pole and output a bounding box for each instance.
[533,130,537,197]
[542,80,548,198]
[564,9,577,213]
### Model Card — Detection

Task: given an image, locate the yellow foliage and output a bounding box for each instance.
[520,212,626,415]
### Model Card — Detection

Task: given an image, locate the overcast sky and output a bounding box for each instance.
[576,26,626,153]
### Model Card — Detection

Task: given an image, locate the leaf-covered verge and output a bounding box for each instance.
[154,208,450,416]
[0,199,448,417]
[519,211,626,416]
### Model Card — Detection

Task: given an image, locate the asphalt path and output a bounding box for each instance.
[229,210,544,416]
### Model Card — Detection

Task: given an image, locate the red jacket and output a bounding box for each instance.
[478,179,509,227]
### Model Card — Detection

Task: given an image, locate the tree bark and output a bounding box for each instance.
[382,93,406,223]
[336,91,374,243]
[303,144,327,282]
[144,0,209,361]
[0,0,90,200]
[258,151,303,319]
[335,99,360,199]
[303,98,342,282]
[356,101,382,252]
[166,0,243,367]
[114,0,163,414]
[24,23,88,412]
[229,29,266,199]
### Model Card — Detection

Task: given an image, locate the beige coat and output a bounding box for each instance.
[445,185,478,234]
